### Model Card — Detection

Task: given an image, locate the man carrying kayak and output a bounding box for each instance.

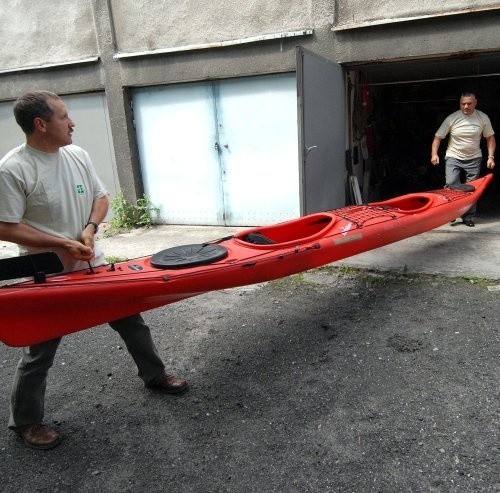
[0,91,188,450]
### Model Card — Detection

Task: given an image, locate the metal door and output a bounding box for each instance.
[65,93,119,196]
[0,102,24,157]
[0,93,119,197]
[215,74,300,225]
[133,83,224,225]
[133,74,300,226]
[297,46,346,213]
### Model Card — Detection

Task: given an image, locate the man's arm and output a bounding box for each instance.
[486,135,496,169]
[0,221,94,261]
[430,136,442,165]
[80,195,110,249]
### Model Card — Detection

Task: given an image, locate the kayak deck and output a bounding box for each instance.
[0,174,493,346]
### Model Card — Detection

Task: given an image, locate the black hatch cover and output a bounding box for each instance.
[150,244,228,269]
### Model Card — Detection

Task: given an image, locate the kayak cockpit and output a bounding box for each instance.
[370,194,433,214]
[235,213,336,248]
[147,214,336,269]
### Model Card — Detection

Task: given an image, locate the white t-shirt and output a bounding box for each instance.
[435,109,495,160]
[0,143,108,272]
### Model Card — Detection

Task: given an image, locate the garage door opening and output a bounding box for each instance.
[348,56,500,219]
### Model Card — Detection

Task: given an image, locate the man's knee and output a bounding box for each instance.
[109,314,146,331]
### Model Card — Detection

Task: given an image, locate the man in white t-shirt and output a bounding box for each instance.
[0,91,188,450]
[431,92,496,227]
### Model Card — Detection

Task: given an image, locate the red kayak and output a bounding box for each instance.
[0,174,493,346]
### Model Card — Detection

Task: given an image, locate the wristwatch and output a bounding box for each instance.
[86,221,99,234]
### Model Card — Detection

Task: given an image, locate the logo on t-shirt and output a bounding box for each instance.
[76,184,85,195]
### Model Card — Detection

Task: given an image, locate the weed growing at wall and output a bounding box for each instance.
[108,193,159,234]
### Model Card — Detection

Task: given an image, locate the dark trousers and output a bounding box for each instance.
[9,314,165,429]
[445,157,482,220]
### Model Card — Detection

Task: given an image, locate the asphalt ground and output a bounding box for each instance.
[0,219,499,493]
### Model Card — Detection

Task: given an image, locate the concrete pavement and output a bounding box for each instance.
[97,215,500,281]
[1,215,500,281]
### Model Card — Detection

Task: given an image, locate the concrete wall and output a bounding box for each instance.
[333,1,500,64]
[0,0,499,201]
[0,0,97,70]
[335,0,500,28]
[110,0,313,53]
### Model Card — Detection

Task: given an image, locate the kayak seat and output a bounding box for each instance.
[0,252,63,282]
[241,232,277,245]
[151,244,228,269]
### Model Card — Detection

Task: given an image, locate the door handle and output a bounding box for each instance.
[305,145,318,155]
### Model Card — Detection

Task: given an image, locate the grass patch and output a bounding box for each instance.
[105,255,129,264]
[105,193,159,236]
[459,276,491,286]
[269,272,319,290]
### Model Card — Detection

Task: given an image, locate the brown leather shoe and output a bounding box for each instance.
[19,424,62,450]
[147,374,189,394]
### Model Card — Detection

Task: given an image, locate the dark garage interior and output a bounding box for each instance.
[353,52,500,217]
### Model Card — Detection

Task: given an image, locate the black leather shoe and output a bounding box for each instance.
[463,219,475,227]
[147,374,189,394]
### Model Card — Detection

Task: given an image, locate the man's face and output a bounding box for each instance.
[42,99,75,148]
[460,96,477,116]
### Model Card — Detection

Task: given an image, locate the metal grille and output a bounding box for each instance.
[333,206,398,227]
[332,186,473,227]
[425,188,471,201]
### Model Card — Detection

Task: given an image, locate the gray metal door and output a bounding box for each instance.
[132,83,223,225]
[297,46,346,214]
[215,74,299,225]
[0,93,119,198]
[133,74,299,226]
[64,93,119,197]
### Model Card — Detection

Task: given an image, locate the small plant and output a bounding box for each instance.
[269,273,317,291]
[336,264,359,277]
[105,255,129,263]
[460,276,489,286]
[108,193,159,233]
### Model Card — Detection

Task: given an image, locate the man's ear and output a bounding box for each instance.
[33,117,47,132]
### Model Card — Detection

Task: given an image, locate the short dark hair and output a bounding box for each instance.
[13,90,62,134]
[460,91,477,99]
